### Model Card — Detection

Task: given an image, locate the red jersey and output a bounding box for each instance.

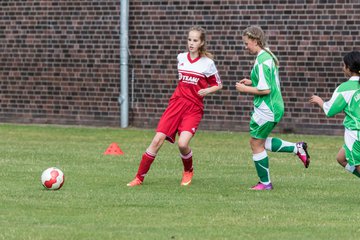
[170,52,222,109]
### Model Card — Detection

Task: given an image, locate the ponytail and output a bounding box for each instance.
[263,48,279,67]
[199,49,214,60]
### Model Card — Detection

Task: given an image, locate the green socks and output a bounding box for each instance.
[345,164,360,178]
[253,150,270,184]
[265,137,296,153]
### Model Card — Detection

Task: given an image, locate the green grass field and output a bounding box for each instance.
[1,123,359,240]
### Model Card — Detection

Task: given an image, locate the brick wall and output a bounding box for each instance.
[1,0,360,135]
[0,0,121,126]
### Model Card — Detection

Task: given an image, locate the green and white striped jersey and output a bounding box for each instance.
[250,49,284,122]
[323,76,360,130]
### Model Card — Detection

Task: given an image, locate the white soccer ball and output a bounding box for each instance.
[41,167,65,190]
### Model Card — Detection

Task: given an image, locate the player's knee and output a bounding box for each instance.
[178,141,189,152]
[249,138,254,146]
[150,135,165,149]
[336,155,342,164]
[249,138,259,149]
[249,138,265,153]
[336,154,346,166]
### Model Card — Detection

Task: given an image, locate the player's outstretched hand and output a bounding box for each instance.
[309,95,324,108]
[239,78,252,85]
[235,82,246,92]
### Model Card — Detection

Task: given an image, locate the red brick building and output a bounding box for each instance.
[1,0,359,135]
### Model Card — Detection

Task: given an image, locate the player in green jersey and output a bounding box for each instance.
[236,26,310,190]
[310,51,360,178]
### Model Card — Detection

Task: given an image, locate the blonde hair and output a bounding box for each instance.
[188,26,214,59]
[243,26,279,66]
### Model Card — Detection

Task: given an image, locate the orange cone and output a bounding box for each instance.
[104,143,124,155]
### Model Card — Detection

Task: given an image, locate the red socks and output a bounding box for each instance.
[181,150,193,172]
[135,150,193,181]
[135,151,156,181]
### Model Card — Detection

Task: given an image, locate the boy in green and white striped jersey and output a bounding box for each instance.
[236,26,310,190]
[310,51,360,178]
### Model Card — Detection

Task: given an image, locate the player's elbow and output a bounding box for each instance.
[324,108,338,117]
[258,89,270,95]
[325,112,336,118]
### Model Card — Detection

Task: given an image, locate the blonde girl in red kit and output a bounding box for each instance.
[127,26,222,187]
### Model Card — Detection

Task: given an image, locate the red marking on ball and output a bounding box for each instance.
[44,169,59,188]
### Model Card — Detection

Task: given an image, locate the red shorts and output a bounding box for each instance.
[156,98,203,143]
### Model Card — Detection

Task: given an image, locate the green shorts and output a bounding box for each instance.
[344,129,360,166]
[249,113,277,139]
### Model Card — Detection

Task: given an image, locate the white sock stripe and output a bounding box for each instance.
[345,163,355,173]
[294,144,298,154]
[252,150,267,161]
[180,150,193,159]
[145,150,156,157]
[260,180,271,185]
[264,137,272,151]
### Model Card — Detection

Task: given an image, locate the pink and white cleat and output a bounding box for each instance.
[296,142,310,168]
[250,182,273,190]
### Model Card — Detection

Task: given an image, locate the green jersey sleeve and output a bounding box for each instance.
[323,85,348,117]
[256,61,272,91]
[323,78,360,130]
